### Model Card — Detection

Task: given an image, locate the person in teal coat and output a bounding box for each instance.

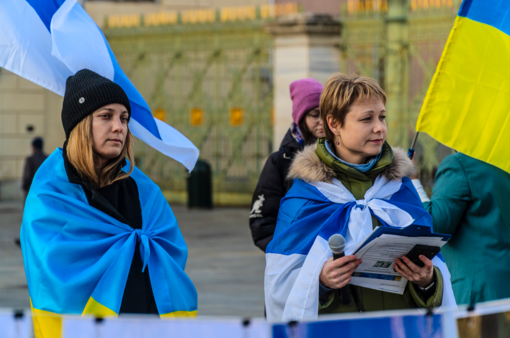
[411,152,510,305]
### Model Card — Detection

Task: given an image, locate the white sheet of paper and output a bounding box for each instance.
[349,233,447,294]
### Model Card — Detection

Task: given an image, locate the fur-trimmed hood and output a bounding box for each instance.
[287,143,415,183]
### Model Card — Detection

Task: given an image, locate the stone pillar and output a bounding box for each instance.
[385,0,409,147]
[265,14,341,152]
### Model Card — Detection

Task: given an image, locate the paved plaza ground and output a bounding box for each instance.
[0,202,266,318]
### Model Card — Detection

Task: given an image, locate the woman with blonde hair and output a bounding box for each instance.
[264,73,456,322]
[21,69,197,337]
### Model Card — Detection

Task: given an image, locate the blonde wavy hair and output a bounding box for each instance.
[66,114,134,189]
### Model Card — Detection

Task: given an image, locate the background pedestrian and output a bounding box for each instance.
[249,78,324,251]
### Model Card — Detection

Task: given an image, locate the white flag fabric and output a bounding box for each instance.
[0,311,32,338]
[309,177,415,256]
[0,0,199,171]
[62,316,269,338]
[265,176,457,322]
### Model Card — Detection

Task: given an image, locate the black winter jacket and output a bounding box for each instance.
[249,129,303,251]
[22,151,48,192]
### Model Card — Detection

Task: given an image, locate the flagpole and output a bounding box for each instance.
[407,132,420,159]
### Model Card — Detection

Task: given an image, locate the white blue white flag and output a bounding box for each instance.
[0,0,199,171]
[265,176,457,322]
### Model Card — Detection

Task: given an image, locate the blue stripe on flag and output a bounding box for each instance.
[458,0,510,35]
[27,0,162,140]
[101,34,162,139]
[7,0,194,166]
[458,0,472,17]
[266,179,352,256]
[25,0,65,32]
[272,314,444,338]
[267,178,437,256]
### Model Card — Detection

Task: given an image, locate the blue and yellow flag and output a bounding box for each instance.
[21,149,197,338]
[416,0,510,173]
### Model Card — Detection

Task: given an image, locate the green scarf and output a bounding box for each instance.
[316,138,394,200]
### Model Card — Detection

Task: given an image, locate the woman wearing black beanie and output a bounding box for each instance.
[21,69,197,337]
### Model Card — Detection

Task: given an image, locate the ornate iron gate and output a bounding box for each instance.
[340,0,461,183]
[104,1,462,202]
[105,20,274,204]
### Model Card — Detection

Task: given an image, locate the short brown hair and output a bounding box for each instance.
[66,114,134,189]
[320,73,386,141]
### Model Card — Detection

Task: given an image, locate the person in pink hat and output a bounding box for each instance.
[249,78,325,252]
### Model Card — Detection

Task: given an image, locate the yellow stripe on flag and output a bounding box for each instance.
[30,297,119,338]
[82,297,118,317]
[30,299,62,338]
[416,16,510,173]
[160,310,198,318]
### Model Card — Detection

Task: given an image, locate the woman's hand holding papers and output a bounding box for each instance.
[320,255,362,289]
[394,255,434,287]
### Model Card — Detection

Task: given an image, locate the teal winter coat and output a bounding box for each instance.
[424,153,510,304]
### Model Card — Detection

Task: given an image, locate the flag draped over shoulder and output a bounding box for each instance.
[21,149,198,338]
[264,177,456,322]
[416,0,510,173]
[0,0,199,171]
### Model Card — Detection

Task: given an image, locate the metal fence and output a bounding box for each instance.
[339,0,462,186]
[105,1,463,202]
[105,18,275,204]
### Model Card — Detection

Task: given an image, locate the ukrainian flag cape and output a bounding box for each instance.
[264,177,456,322]
[21,148,197,337]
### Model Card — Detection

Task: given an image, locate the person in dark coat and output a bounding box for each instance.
[16,138,49,247]
[249,78,325,251]
[21,137,48,198]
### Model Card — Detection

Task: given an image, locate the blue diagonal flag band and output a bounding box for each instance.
[0,0,199,171]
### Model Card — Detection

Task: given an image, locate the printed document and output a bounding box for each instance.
[349,232,448,294]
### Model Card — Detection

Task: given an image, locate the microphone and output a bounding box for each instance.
[328,234,351,305]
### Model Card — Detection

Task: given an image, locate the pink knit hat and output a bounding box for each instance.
[289,78,323,124]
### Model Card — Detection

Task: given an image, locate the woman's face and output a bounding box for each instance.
[327,98,386,164]
[91,103,129,163]
[304,108,325,139]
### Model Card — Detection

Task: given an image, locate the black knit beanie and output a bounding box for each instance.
[61,69,131,138]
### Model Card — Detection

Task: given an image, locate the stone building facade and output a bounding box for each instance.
[0,0,281,201]
[275,0,344,16]
[0,0,343,202]
[0,70,64,200]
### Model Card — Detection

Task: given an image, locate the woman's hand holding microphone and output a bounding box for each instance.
[319,255,362,289]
